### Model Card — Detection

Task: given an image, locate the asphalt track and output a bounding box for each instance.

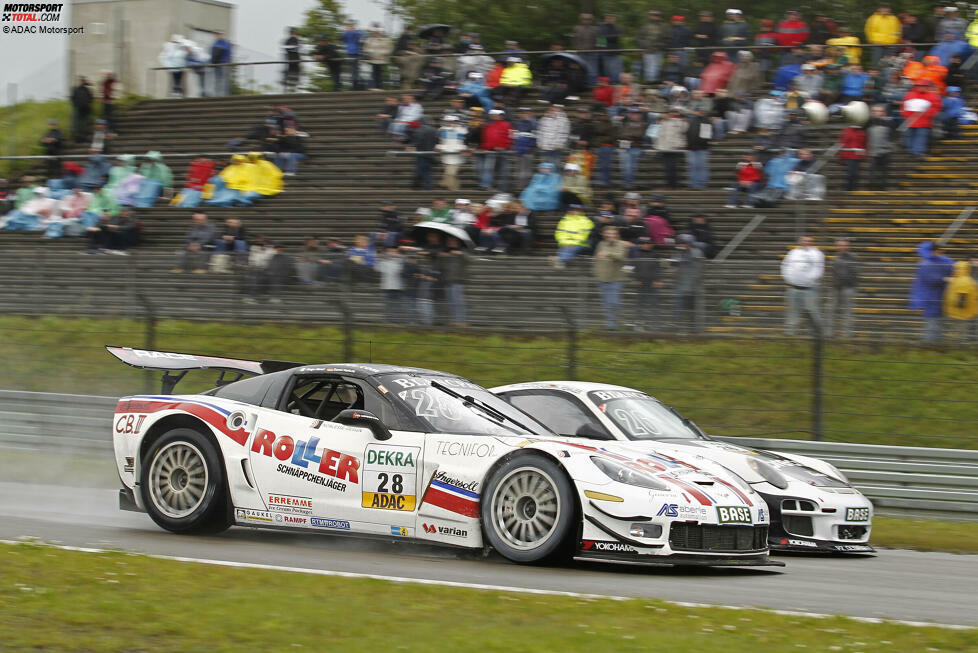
[1,453,976,628]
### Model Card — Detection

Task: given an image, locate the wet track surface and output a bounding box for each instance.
[1,454,975,627]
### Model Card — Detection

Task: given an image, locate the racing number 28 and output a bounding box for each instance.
[377,473,404,494]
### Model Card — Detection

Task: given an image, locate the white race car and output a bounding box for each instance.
[108,347,779,567]
[492,382,874,554]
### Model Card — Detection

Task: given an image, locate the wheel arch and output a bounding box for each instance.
[139,413,219,466]
[480,448,584,546]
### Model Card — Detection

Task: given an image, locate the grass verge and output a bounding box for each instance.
[0,100,71,177]
[869,517,978,555]
[2,315,977,448]
[0,542,974,652]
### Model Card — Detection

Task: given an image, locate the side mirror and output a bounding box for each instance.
[334,409,392,441]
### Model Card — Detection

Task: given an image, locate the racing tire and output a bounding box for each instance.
[140,428,232,535]
[481,453,577,564]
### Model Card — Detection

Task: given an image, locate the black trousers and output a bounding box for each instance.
[661,152,681,189]
[869,154,890,190]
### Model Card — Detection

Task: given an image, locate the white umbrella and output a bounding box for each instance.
[411,221,474,248]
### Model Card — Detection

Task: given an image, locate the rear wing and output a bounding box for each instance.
[106,346,304,393]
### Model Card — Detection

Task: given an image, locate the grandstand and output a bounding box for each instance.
[2,89,977,337]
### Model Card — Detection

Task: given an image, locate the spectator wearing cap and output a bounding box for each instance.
[720,9,751,52]
[560,162,592,207]
[594,225,629,329]
[597,13,623,83]
[755,19,779,73]
[727,51,763,97]
[512,107,538,189]
[572,13,599,85]
[496,57,532,105]
[630,236,663,330]
[364,23,394,90]
[726,152,763,208]
[669,15,693,68]
[536,104,570,167]
[638,10,669,82]
[777,10,810,62]
[656,107,687,189]
[940,85,966,139]
[866,4,902,65]
[692,10,719,67]
[810,13,838,44]
[937,6,967,41]
[794,63,824,98]
[436,114,467,191]
[479,109,514,191]
[552,204,594,268]
[616,107,647,190]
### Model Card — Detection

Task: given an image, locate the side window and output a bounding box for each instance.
[281,376,365,420]
[505,392,613,440]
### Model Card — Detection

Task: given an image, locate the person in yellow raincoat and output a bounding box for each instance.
[943,260,978,342]
[244,151,283,196]
[220,154,252,190]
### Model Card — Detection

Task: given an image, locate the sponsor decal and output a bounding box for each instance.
[422,522,468,538]
[716,506,752,524]
[434,440,496,458]
[114,413,147,435]
[116,397,249,446]
[580,540,637,554]
[362,445,418,512]
[273,514,307,525]
[845,507,870,522]
[310,517,351,530]
[758,507,766,522]
[389,376,480,390]
[390,526,409,536]
[252,429,359,490]
[786,538,818,548]
[656,503,708,519]
[267,494,313,515]
[421,471,481,518]
[591,390,648,401]
[834,544,873,552]
[235,508,274,523]
[123,456,134,474]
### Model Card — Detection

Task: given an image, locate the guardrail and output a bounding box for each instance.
[2,390,974,521]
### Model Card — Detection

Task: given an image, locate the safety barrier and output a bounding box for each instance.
[1,390,974,520]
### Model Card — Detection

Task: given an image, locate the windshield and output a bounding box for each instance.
[588,390,704,441]
[379,374,552,437]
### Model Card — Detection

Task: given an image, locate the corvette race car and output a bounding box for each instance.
[108,346,780,566]
[492,382,874,554]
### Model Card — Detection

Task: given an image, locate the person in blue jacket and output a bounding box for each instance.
[343,21,364,89]
[840,64,870,103]
[519,162,562,211]
[512,107,538,189]
[940,86,967,138]
[458,72,492,111]
[910,240,955,342]
[210,32,232,96]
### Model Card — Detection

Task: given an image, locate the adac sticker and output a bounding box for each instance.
[362,444,420,512]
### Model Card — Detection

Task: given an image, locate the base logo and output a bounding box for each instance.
[716,506,752,524]
[580,540,637,554]
[845,507,870,522]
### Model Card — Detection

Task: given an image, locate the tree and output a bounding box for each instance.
[299,0,350,92]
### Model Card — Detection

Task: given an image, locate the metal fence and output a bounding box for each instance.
[2,390,974,520]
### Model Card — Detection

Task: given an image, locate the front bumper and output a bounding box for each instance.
[760,490,874,554]
[119,487,143,513]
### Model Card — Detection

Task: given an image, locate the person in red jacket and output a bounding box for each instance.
[479,109,514,191]
[838,124,868,190]
[726,152,763,207]
[177,156,216,206]
[593,77,614,107]
[486,62,504,88]
[755,19,780,73]
[699,51,736,94]
[776,9,810,63]
[901,81,941,156]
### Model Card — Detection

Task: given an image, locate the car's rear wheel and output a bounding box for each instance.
[481,454,576,563]
[140,428,231,534]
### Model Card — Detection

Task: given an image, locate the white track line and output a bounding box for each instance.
[2,539,973,630]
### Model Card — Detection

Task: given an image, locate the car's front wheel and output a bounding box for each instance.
[140,427,231,534]
[481,453,577,563]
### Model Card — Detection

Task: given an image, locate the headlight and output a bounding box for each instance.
[747,458,789,489]
[591,457,670,491]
